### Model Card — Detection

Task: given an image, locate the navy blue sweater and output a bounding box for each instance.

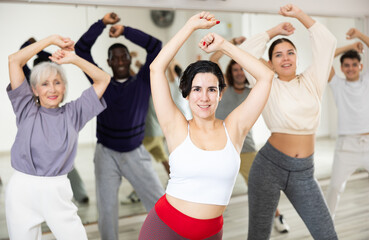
[75,20,162,152]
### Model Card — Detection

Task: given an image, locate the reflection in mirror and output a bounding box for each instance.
[0,2,365,238]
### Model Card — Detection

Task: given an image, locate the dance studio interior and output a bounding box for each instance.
[0,0,368,239]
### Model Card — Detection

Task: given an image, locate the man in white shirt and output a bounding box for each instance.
[327,28,369,219]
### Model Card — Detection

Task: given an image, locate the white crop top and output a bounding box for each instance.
[166,123,240,206]
[239,22,337,134]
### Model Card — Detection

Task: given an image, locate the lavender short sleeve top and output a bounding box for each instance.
[7,80,107,176]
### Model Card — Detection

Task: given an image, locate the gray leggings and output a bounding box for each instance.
[248,141,337,240]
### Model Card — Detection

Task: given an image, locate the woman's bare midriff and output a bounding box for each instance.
[166,194,226,219]
[268,133,315,158]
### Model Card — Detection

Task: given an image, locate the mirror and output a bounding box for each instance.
[0,2,365,237]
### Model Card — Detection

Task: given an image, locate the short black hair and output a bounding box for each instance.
[340,50,361,64]
[108,43,129,60]
[268,38,296,61]
[179,60,226,98]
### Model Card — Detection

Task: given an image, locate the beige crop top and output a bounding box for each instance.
[240,22,337,134]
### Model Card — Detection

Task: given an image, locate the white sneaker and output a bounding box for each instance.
[121,191,141,204]
[274,215,290,233]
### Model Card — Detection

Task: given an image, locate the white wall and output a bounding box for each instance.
[8,0,369,18]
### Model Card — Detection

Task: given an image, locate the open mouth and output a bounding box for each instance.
[198,105,210,109]
[281,63,292,68]
[47,96,58,100]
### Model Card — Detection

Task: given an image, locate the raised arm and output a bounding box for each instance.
[282,4,336,95]
[20,37,52,81]
[200,33,274,152]
[109,23,162,81]
[167,59,182,83]
[75,12,119,83]
[150,12,218,147]
[279,4,315,29]
[50,50,110,99]
[239,22,294,86]
[347,28,369,48]
[9,35,73,90]
[328,41,364,82]
[209,36,246,67]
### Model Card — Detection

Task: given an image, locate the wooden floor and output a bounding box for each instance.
[42,173,369,240]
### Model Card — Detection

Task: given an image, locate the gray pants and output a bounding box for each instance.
[94,143,165,240]
[68,167,88,202]
[248,141,337,240]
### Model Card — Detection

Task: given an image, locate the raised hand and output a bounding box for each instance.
[199,32,225,53]
[51,35,74,51]
[346,28,362,40]
[352,41,364,53]
[186,11,219,31]
[277,22,295,36]
[109,25,124,38]
[49,49,77,65]
[102,12,120,25]
[130,51,138,58]
[279,4,302,18]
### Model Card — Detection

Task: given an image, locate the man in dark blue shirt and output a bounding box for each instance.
[75,12,164,240]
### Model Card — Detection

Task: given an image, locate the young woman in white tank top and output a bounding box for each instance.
[139,12,273,239]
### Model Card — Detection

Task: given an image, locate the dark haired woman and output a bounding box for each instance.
[239,4,338,239]
[139,12,273,239]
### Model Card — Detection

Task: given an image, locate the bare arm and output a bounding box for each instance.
[347,28,369,48]
[167,59,181,83]
[266,22,295,39]
[8,35,73,90]
[150,12,218,151]
[50,50,110,99]
[200,33,274,152]
[209,36,246,68]
[279,4,315,29]
[328,41,363,82]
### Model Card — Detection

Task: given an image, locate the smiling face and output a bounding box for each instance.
[32,73,66,109]
[231,63,247,86]
[187,73,222,120]
[341,58,362,82]
[269,41,297,81]
[108,47,131,79]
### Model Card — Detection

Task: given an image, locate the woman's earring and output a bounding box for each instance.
[34,95,40,105]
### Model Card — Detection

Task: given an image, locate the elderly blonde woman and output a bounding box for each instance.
[6,35,110,240]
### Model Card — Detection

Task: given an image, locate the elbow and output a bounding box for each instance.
[8,53,17,65]
[8,53,22,68]
[149,62,162,75]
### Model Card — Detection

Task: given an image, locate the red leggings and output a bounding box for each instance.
[139,195,223,240]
